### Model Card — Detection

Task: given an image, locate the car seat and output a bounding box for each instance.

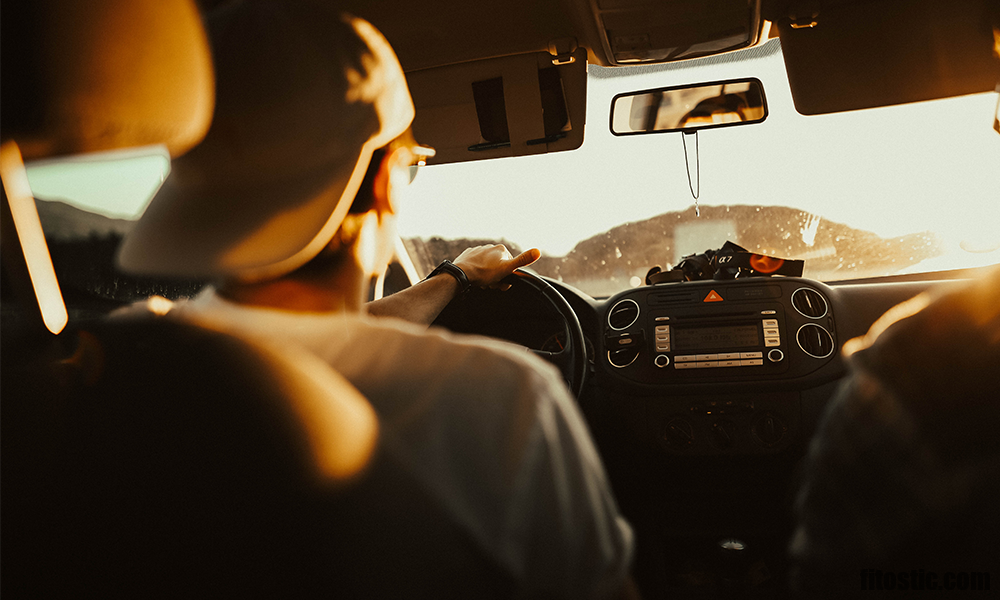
[1,2,514,596]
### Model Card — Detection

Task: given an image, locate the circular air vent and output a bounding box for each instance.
[607,298,640,330]
[607,348,639,368]
[791,287,829,318]
[796,324,835,359]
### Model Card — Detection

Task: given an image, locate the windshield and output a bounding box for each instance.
[23,40,1000,303]
[397,39,1000,297]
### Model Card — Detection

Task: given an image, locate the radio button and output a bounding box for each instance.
[763,327,780,337]
[768,349,785,363]
[718,352,741,360]
[741,359,764,366]
[675,354,697,362]
[655,344,671,352]
[762,319,779,327]
[696,354,719,361]
[654,354,670,368]
[675,361,697,369]
[719,360,741,368]
[654,325,670,333]
[764,337,781,347]
[740,352,763,359]
[696,361,719,368]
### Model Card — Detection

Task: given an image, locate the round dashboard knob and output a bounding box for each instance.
[711,420,737,449]
[662,417,695,450]
[767,348,784,363]
[654,354,670,368]
[751,411,787,447]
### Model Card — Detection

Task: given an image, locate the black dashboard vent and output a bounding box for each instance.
[796,324,835,359]
[608,299,640,330]
[648,290,697,305]
[791,287,829,318]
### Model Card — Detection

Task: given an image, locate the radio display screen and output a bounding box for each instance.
[674,324,760,351]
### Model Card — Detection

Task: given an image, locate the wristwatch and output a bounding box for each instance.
[425,260,471,294]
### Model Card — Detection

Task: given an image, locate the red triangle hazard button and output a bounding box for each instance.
[704,290,724,302]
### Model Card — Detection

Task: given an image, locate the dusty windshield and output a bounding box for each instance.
[397,39,1000,297]
[23,40,1000,304]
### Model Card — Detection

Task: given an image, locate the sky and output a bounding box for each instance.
[25,40,1000,270]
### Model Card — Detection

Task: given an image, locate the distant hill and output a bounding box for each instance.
[35,198,134,240]
[32,199,944,300]
[405,204,944,296]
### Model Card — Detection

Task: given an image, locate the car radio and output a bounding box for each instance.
[658,309,786,369]
[603,279,837,384]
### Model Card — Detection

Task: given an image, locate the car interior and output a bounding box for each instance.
[3,0,999,598]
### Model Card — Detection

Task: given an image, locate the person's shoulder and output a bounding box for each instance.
[348,313,524,362]
[848,268,1000,413]
[356,314,564,384]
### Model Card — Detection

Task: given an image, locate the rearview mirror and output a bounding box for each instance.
[611,78,767,135]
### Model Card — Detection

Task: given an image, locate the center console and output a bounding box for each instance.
[603,278,836,384]
[599,277,839,455]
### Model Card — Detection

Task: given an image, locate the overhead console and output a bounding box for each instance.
[588,0,766,65]
[601,278,837,386]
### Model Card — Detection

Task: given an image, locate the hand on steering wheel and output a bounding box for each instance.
[452,245,541,290]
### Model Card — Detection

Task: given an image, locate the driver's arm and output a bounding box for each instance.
[365,245,540,325]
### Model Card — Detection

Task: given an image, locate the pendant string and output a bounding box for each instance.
[682,130,700,216]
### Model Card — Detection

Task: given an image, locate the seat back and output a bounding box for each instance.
[2,315,380,597]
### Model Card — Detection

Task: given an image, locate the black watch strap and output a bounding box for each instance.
[425,260,471,294]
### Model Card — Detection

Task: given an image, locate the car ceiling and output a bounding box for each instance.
[340,0,999,114]
[338,0,600,71]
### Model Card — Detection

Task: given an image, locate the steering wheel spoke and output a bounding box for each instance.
[432,269,588,398]
[531,345,572,368]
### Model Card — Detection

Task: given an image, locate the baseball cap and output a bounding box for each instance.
[117,1,414,281]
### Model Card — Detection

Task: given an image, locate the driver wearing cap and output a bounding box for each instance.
[116,2,635,598]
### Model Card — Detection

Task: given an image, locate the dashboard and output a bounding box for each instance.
[436,272,963,457]
[595,278,840,457]
[432,270,971,597]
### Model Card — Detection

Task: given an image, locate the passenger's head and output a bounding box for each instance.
[117,0,422,283]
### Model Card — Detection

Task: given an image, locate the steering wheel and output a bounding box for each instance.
[431,269,588,398]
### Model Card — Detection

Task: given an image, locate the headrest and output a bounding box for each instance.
[1,0,214,159]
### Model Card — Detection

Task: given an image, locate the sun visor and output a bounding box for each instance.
[772,0,1000,115]
[406,47,587,164]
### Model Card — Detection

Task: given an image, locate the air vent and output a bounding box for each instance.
[792,287,829,318]
[797,324,835,359]
[648,290,697,305]
[607,348,640,368]
[608,298,640,330]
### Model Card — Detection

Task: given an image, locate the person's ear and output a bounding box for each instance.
[371,146,410,216]
[353,211,381,276]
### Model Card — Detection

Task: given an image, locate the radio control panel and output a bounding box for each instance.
[602,279,837,384]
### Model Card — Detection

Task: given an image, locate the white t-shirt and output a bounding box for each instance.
[167,289,634,598]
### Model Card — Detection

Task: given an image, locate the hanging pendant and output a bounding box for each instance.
[682,130,700,216]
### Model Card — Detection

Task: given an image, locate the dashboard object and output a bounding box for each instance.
[601,278,837,386]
